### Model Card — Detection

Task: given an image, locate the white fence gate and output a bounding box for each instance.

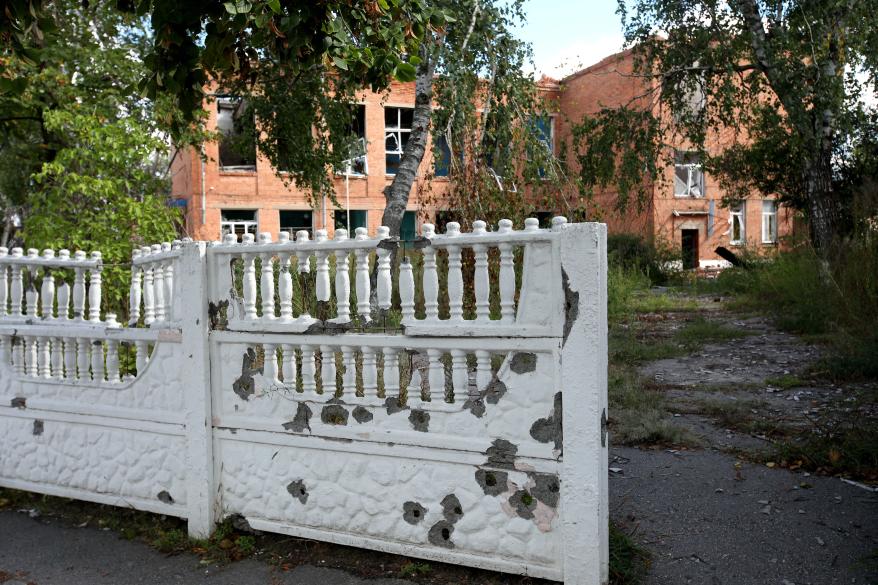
[0,218,608,584]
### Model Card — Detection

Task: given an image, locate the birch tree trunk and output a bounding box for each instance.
[381,44,437,238]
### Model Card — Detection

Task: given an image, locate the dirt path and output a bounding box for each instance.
[611,293,878,584]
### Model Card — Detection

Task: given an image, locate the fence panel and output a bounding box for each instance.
[0,219,607,585]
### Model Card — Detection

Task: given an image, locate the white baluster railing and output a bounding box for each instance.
[130,239,186,327]
[0,247,101,324]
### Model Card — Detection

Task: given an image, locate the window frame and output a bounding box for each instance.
[761,200,778,244]
[384,107,413,176]
[674,151,705,198]
[729,202,746,246]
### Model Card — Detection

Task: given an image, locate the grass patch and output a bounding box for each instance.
[692,397,765,430]
[765,374,806,389]
[628,291,700,314]
[608,366,698,447]
[673,316,751,347]
[609,327,686,365]
[773,425,878,480]
[609,522,650,585]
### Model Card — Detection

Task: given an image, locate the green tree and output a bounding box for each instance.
[0,0,190,313]
[24,110,179,316]
[572,0,878,251]
[231,0,571,237]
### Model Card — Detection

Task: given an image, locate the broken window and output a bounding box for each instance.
[674,151,704,197]
[221,209,258,242]
[280,210,313,236]
[530,116,555,178]
[385,107,413,175]
[217,97,256,170]
[729,202,745,245]
[338,105,367,176]
[761,200,778,244]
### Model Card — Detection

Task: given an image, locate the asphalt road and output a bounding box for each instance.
[610,447,878,585]
[0,510,415,585]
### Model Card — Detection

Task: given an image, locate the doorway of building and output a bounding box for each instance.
[681,229,699,270]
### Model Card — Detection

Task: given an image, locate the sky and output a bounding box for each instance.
[517,0,626,79]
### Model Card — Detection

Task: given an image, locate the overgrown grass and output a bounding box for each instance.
[609,522,650,585]
[673,316,751,347]
[773,425,878,479]
[608,365,698,446]
[700,237,878,380]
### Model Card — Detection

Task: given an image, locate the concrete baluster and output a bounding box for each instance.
[41,249,56,319]
[472,220,490,321]
[421,224,438,321]
[135,340,149,374]
[375,226,392,311]
[151,245,165,322]
[162,242,174,321]
[354,228,371,320]
[63,337,76,380]
[76,338,90,381]
[497,219,515,323]
[129,249,142,324]
[277,233,293,321]
[333,230,351,322]
[445,222,463,321]
[258,233,276,319]
[263,343,279,385]
[399,257,415,321]
[88,252,102,323]
[475,350,492,393]
[301,344,317,398]
[50,337,63,379]
[295,231,311,319]
[0,247,8,317]
[241,233,257,320]
[552,215,568,231]
[361,347,377,399]
[383,346,399,399]
[281,343,296,387]
[340,345,354,396]
[427,349,445,403]
[320,344,336,395]
[25,336,37,377]
[106,339,119,382]
[450,349,468,403]
[314,230,331,310]
[91,339,104,381]
[13,338,24,376]
[9,248,23,317]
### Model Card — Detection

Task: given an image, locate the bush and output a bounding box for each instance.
[607,234,677,285]
[708,236,878,379]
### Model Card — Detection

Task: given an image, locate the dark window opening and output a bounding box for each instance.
[334,210,368,232]
[280,210,313,236]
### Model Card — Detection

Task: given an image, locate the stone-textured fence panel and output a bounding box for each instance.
[0,219,608,585]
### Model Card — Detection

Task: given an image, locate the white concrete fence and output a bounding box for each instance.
[0,218,609,584]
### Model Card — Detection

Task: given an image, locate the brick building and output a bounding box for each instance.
[170,48,793,268]
[554,49,795,268]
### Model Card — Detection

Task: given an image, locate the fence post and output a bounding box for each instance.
[178,242,216,538]
[559,223,608,585]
